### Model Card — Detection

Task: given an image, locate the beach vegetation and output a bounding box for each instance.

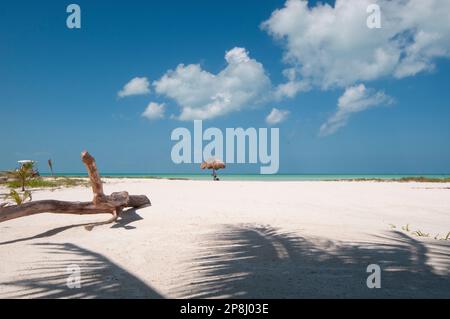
[397,225,448,241]
[412,230,430,237]
[397,176,450,183]
[347,176,450,183]
[6,177,89,189]
[4,189,32,205]
[5,162,34,191]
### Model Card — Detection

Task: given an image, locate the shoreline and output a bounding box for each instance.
[32,174,450,183]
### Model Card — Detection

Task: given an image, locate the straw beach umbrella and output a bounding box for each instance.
[200,158,225,181]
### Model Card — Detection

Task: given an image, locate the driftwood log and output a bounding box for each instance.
[0,151,151,225]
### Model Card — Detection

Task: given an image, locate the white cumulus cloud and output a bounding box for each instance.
[262,0,450,91]
[319,84,393,136]
[266,108,290,125]
[142,102,165,120]
[153,47,271,120]
[118,77,150,97]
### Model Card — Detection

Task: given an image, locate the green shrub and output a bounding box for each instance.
[7,177,88,189]
[397,176,450,183]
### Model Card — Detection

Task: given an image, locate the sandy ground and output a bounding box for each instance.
[0,179,449,299]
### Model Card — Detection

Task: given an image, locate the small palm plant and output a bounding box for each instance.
[7,162,34,191]
[5,189,32,205]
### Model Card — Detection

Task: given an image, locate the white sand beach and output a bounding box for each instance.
[0,179,449,298]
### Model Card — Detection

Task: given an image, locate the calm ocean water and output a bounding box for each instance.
[41,173,450,181]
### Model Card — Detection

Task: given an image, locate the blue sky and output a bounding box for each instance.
[1,0,450,174]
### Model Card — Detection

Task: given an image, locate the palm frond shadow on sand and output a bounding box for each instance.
[0,208,143,246]
[0,242,163,299]
[172,225,450,298]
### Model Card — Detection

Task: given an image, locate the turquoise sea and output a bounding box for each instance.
[40,173,450,181]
